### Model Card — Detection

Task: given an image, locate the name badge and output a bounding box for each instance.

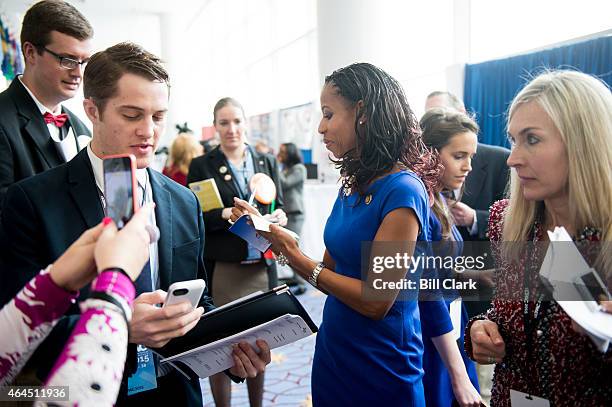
[510,389,550,407]
[127,345,158,396]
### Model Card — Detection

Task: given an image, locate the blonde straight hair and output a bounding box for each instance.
[503,70,612,246]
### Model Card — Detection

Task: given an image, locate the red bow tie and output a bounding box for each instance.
[43,112,68,128]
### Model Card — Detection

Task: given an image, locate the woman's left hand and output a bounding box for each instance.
[228,339,271,378]
[51,222,107,291]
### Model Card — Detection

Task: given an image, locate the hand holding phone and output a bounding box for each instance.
[163,279,206,310]
[573,269,611,312]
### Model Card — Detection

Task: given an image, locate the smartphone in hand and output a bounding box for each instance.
[103,154,138,229]
[163,279,206,310]
[574,269,611,311]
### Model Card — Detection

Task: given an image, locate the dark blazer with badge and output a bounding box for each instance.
[187,145,284,263]
[0,148,213,406]
[0,78,91,215]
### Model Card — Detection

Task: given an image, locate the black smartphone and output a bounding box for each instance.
[574,269,611,307]
[103,154,138,229]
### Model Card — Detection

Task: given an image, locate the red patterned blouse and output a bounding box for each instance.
[465,199,611,407]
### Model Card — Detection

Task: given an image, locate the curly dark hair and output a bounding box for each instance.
[324,62,440,198]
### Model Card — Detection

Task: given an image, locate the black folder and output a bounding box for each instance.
[157,285,318,359]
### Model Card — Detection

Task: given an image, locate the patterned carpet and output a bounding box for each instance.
[200,287,326,406]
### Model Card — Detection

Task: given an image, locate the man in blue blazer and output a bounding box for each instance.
[0,42,270,406]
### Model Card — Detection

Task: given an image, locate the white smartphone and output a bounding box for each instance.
[163,279,206,309]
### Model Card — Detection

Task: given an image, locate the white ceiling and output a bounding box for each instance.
[71,0,208,14]
[2,0,209,16]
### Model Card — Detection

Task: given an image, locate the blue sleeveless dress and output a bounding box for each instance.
[312,171,430,406]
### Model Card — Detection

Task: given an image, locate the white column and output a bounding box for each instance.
[317,0,399,87]
[159,11,190,148]
[446,0,471,100]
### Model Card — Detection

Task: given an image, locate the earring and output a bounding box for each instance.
[359,121,363,125]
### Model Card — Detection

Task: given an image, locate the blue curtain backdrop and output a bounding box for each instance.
[463,35,612,148]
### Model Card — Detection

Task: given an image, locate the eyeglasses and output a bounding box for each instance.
[40,46,89,70]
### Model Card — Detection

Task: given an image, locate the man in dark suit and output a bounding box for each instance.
[0,42,270,406]
[0,1,94,213]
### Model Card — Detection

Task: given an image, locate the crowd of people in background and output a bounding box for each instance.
[0,1,611,407]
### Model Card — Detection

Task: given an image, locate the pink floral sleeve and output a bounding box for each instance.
[0,267,78,387]
[42,271,135,406]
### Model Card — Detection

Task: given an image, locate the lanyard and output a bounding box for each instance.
[224,146,252,200]
[522,231,551,395]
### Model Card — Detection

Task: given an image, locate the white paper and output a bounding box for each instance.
[251,215,299,240]
[540,226,612,351]
[541,227,590,283]
[160,314,314,378]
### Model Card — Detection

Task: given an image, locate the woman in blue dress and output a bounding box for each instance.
[419,108,482,406]
[231,63,440,406]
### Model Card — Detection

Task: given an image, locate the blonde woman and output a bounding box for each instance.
[465,70,612,406]
[163,133,203,185]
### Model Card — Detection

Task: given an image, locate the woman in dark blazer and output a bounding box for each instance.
[187,97,285,407]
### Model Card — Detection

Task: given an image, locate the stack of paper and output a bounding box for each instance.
[154,285,318,379]
[540,226,612,352]
[160,314,312,378]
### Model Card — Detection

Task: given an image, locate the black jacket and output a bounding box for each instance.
[187,145,284,262]
[459,142,510,241]
[0,78,91,215]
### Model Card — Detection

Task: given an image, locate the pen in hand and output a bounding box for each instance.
[247,187,257,206]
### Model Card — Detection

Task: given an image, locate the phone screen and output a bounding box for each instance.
[579,271,611,304]
[104,157,135,229]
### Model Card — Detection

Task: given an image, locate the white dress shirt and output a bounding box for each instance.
[87,145,160,290]
[18,76,83,161]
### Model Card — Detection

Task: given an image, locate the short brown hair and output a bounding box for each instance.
[84,42,170,112]
[21,0,93,50]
